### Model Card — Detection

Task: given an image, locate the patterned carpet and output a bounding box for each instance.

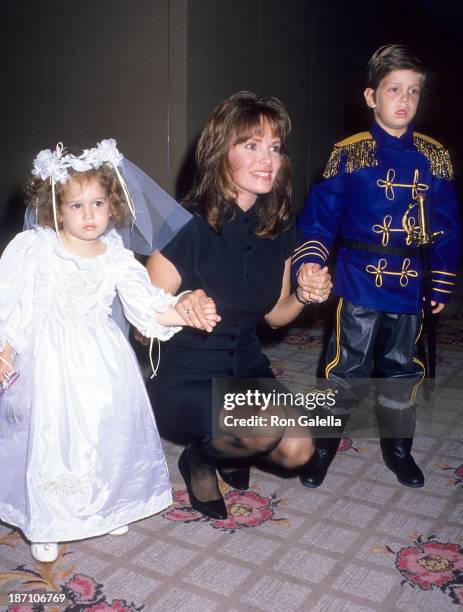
[1,297,463,611]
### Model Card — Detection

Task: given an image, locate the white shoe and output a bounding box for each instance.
[31,542,59,563]
[108,525,129,536]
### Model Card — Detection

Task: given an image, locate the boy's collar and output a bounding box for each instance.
[371,121,415,150]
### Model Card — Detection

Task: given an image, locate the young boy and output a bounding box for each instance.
[293,44,460,488]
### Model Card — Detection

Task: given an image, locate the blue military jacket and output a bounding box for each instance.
[293,121,461,313]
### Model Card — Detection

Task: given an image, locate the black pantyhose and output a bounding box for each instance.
[188,432,282,502]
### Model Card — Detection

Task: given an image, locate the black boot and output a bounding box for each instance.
[380,437,424,487]
[218,467,250,490]
[178,444,228,519]
[376,401,424,488]
[299,437,342,488]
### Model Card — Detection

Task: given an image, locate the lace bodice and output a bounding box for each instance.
[0,228,180,352]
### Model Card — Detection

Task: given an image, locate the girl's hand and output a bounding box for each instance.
[0,343,14,384]
[176,290,221,332]
[298,263,332,303]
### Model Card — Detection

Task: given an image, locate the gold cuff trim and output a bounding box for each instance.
[294,240,329,256]
[292,252,326,266]
[305,246,328,258]
[433,287,452,294]
[433,279,455,286]
[431,270,457,277]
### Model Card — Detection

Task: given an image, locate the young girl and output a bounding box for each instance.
[0,140,219,563]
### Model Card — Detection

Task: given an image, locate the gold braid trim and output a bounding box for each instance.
[322,132,378,179]
[413,133,454,180]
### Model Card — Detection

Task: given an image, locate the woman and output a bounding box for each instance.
[147,92,331,519]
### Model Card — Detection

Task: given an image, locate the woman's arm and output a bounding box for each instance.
[146,251,220,331]
[146,251,182,294]
[264,259,331,329]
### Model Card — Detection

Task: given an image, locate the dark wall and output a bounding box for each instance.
[1,2,48,239]
[1,0,462,247]
[0,0,188,245]
[306,1,378,185]
[44,1,170,177]
[184,0,313,208]
[185,0,463,209]
[374,0,463,189]
[307,0,463,191]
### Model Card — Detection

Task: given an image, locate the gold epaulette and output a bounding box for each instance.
[413,132,454,180]
[322,132,378,179]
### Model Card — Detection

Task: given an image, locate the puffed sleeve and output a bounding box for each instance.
[114,248,181,341]
[0,231,37,354]
[291,153,347,277]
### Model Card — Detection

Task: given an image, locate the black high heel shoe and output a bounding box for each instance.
[218,467,250,490]
[178,445,228,520]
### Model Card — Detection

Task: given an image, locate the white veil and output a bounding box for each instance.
[24,156,192,255]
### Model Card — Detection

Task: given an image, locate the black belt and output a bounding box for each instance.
[340,238,418,258]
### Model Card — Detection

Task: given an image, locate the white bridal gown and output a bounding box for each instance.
[0,228,177,542]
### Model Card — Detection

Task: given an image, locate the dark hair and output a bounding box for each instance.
[367,44,425,89]
[26,146,130,230]
[187,91,292,238]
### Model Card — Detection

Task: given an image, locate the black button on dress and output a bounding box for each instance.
[148,201,299,440]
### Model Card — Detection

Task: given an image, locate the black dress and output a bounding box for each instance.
[148,201,299,440]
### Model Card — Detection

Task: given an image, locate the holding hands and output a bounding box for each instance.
[136,289,221,345]
[297,263,332,304]
[176,289,221,332]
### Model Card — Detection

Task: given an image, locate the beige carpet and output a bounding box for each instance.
[1,300,462,611]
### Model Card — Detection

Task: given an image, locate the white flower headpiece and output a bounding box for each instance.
[32,139,124,184]
[31,139,135,232]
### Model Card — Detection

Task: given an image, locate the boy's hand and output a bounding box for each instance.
[297,263,332,303]
[176,290,221,332]
[422,297,445,314]
[431,300,445,314]
[0,343,14,384]
[198,297,222,330]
